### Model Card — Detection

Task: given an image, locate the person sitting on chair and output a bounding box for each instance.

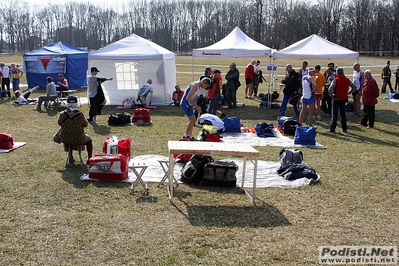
[58,96,93,164]
[57,74,69,97]
[34,76,57,111]
[172,85,184,106]
[137,79,153,108]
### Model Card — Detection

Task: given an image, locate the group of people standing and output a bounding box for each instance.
[0,62,24,98]
[280,61,381,133]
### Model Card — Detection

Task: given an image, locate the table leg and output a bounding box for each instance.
[252,158,258,206]
[242,157,247,189]
[168,153,174,200]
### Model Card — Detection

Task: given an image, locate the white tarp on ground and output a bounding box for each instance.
[88,34,176,105]
[81,155,316,188]
[273,34,359,59]
[192,26,273,58]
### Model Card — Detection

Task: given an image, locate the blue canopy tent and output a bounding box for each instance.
[23,42,89,89]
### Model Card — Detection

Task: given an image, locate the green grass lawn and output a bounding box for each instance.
[0,54,398,265]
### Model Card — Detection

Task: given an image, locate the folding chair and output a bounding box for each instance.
[63,144,84,167]
[157,160,178,188]
[129,164,149,195]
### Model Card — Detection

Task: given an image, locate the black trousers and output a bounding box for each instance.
[330,99,347,132]
[382,77,393,93]
[322,88,332,115]
[361,105,375,128]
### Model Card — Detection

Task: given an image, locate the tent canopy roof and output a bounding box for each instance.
[24,42,88,56]
[192,26,273,58]
[273,34,359,59]
[89,34,175,60]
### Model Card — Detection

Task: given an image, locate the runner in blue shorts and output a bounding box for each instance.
[299,68,317,126]
[180,77,212,140]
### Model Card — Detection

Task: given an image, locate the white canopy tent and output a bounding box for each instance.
[191,26,274,100]
[272,34,359,94]
[192,26,273,58]
[273,34,359,59]
[88,34,176,105]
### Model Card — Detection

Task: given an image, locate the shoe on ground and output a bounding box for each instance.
[34,108,41,111]
[366,126,373,129]
[245,96,249,99]
[342,129,348,133]
[69,158,76,164]
[88,120,98,126]
[326,129,336,133]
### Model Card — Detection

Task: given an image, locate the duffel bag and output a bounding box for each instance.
[294,126,316,146]
[202,161,238,187]
[181,154,214,184]
[108,113,132,126]
[0,133,14,149]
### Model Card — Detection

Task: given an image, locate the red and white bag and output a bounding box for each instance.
[102,137,132,162]
[88,154,129,181]
[0,133,14,149]
[132,108,151,125]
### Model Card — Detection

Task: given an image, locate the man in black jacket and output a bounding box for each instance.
[279,64,301,116]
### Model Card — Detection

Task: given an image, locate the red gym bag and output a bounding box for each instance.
[0,133,14,149]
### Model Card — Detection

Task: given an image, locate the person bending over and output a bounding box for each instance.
[180,77,212,140]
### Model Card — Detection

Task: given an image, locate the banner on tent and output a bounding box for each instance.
[266,63,278,73]
[25,56,66,74]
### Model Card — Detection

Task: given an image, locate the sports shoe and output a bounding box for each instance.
[342,129,348,133]
[34,108,41,111]
[326,129,336,133]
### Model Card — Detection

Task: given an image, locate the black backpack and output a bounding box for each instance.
[277,148,303,174]
[181,155,214,184]
[283,120,301,135]
[108,113,132,126]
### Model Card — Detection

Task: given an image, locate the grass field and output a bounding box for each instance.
[0,54,398,265]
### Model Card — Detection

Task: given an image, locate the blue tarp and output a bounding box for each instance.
[23,42,89,89]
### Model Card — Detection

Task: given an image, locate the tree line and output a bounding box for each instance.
[0,0,398,55]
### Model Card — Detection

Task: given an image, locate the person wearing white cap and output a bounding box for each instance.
[58,96,93,164]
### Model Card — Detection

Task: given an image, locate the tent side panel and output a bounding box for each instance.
[88,58,175,106]
[67,54,89,88]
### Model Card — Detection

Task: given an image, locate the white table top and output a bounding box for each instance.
[168,141,260,157]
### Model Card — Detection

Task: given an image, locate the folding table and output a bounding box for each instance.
[168,141,260,205]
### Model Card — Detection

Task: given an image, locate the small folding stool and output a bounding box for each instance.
[129,164,149,195]
[64,144,84,167]
[157,160,178,188]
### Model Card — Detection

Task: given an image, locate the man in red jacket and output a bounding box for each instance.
[327,68,357,133]
[361,70,379,128]
[245,59,256,98]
